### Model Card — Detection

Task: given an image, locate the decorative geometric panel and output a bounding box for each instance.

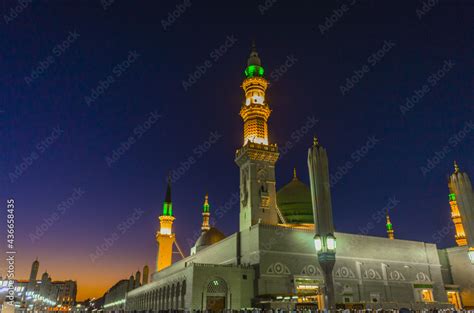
[334,266,355,279]
[267,262,291,275]
[301,265,322,276]
[388,270,406,281]
[363,269,382,280]
[206,277,228,294]
[416,272,430,282]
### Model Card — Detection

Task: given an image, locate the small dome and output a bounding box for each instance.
[277,172,314,224]
[195,227,225,249]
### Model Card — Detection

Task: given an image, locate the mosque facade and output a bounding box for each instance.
[123,46,474,312]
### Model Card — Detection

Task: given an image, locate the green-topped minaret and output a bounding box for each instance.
[386,212,395,240]
[236,42,280,231]
[156,175,176,271]
[201,194,210,231]
[244,42,265,78]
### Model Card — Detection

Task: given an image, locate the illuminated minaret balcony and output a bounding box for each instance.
[240,43,271,146]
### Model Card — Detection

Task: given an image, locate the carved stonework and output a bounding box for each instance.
[388,270,406,281]
[335,266,355,279]
[267,262,291,275]
[416,272,430,282]
[301,265,322,276]
[363,269,382,280]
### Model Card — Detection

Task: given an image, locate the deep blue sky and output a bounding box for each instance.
[1,0,473,299]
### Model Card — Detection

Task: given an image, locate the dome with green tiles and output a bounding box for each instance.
[276,169,314,224]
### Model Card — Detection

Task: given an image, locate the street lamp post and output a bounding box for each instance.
[308,137,337,312]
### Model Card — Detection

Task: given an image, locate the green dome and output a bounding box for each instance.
[277,172,314,224]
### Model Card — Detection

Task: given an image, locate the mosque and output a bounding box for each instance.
[122,45,474,311]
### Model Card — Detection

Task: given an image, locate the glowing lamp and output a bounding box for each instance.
[327,234,337,251]
[314,234,322,252]
[160,227,171,235]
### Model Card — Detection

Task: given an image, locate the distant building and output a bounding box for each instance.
[103,280,129,311]
[103,265,149,312]
[0,259,77,312]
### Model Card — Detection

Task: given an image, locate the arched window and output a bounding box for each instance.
[205,277,228,311]
[175,282,181,309]
[181,280,186,309]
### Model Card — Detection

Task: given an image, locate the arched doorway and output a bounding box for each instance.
[205,277,228,312]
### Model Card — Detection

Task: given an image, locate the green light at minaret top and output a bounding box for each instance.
[386,217,393,231]
[244,42,264,78]
[162,175,173,216]
[203,194,210,213]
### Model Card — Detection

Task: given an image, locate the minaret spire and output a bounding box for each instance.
[163,174,172,216]
[293,167,297,180]
[156,175,176,271]
[201,194,211,231]
[241,42,269,145]
[449,162,474,264]
[386,212,395,240]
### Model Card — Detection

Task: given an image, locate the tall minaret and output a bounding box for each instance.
[235,43,280,231]
[386,213,395,240]
[448,162,467,246]
[448,161,474,263]
[27,259,39,291]
[308,137,336,311]
[156,176,176,271]
[201,194,211,231]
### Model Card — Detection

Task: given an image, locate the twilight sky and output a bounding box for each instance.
[1,0,473,301]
